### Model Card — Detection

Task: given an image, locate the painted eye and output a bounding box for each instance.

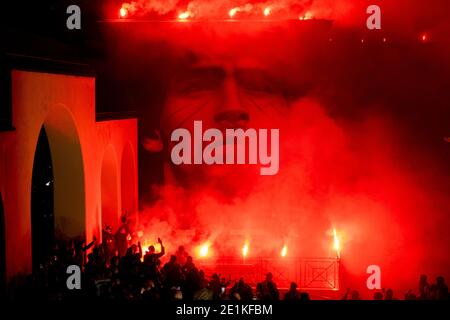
[178,78,217,94]
[174,68,225,95]
[237,70,281,95]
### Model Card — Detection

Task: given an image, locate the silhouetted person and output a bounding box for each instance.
[300,292,310,301]
[209,273,222,300]
[141,279,160,301]
[193,278,214,300]
[384,288,396,300]
[175,245,189,266]
[180,256,203,301]
[405,289,417,300]
[419,274,430,300]
[115,216,131,257]
[350,290,360,300]
[101,225,115,265]
[284,282,301,301]
[373,292,383,300]
[220,276,231,291]
[435,276,449,300]
[181,255,196,274]
[72,237,96,268]
[257,272,279,301]
[163,255,182,289]
[143,238,165,280]
[108,256,120,280]
[91,245,106,274]
[230,278,254,301]
[342,288,360,300]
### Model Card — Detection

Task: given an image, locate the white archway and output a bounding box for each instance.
[121,142,137,217]
[42,104,85,238]
[101,145,120,231]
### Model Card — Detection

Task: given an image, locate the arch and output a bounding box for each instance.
[42,104,85,238]
[121,142,137,218]
[101,145,120,231]
[31,128,55,270]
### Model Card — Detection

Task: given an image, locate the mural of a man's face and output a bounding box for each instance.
[161,54,289,196]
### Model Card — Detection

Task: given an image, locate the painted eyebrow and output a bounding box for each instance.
[179,66,226,78]
[235,68,282,89]
[235,68,273,79]
[170,66,278,90]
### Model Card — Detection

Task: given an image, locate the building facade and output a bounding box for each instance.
[0,55,138,288]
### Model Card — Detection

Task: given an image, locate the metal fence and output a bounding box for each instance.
[199,257,340,290]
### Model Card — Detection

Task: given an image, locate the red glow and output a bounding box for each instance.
[420,33,429,42]
[264,7,271,17]
[111,11,450,296]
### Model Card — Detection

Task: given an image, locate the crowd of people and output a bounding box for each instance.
[7,219,449,302]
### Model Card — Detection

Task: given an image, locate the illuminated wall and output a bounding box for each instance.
[0,70,138,281]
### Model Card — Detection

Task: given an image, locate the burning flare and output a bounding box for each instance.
[199,243,209,258]
[299,11,314,20]
[229,4,253,18]
[229,7,239,18]
[119,7,128,18]
[178,11,191,20]
[333,228,340,258]
[420,33,429,43]
[281,245,288,257]
[242,242,249,257]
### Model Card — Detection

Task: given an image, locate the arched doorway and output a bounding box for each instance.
[31,105,85,270]
[0,193,5,296]
[121,142,137,218]
[31,128,55,270]
[43,105,85,238]
[101,145,120,231]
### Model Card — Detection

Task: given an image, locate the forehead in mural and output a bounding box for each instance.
[102,19,332,113]
[111,21,329,187]
[105,19,331,68]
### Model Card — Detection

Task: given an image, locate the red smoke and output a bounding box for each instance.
[100,0,450,298]
[138,96,449,296]
[117,0,358,21]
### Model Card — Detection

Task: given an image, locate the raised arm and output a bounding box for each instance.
[82,236,96,252]
[156,237,165,258]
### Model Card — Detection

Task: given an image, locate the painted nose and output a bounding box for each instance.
[214,109,249,129]
[215,75,250,128]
